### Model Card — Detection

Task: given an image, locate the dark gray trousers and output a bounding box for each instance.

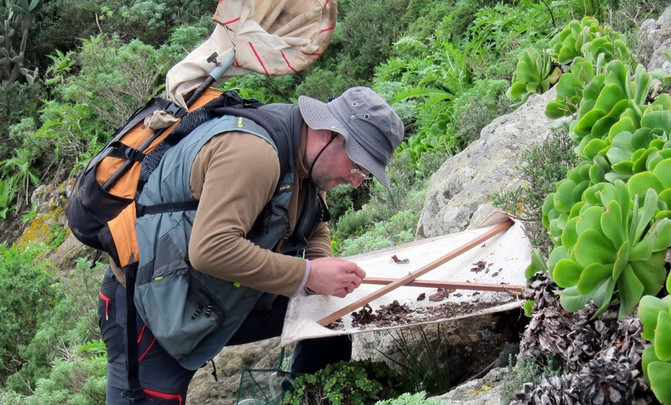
[98,268,351,404]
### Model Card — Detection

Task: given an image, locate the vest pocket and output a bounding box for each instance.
[135,264,220,360]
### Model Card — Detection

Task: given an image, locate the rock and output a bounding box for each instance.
[637,6,671,70]
[433,366,509,405]
[30,180,69,214]
[48,232,97,270]
[416,87,569,238]
[188,338,288,404]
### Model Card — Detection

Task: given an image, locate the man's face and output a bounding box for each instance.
[311,134,371,191]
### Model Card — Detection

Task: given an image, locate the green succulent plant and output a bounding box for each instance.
[533,16,671,405]
[549,181,671,319]
[545,55,604,119]
[548,16,628,65]
[605,104,671,184]
[507,47,561,106]
[542,160,593,244]
[570,62,653,159]
[640,295,671,405]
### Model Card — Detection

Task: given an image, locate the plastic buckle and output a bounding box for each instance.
[121,388,145,402]
[123,146,143,162]
[164,102,186,119]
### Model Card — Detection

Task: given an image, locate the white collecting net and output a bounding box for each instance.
[166,0,337,108]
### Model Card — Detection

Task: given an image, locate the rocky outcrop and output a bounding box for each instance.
[637,6,671,70]
[416,88,568,238]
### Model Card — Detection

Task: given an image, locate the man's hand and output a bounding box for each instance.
[307,257,366,298]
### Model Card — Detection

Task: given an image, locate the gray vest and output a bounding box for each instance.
[133,105,324,369]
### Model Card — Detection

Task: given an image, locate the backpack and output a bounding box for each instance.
[65,88,287,401]
[66,88,265,267]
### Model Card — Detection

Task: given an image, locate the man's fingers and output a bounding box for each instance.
[353,266,366,279]
[307,257,368,297]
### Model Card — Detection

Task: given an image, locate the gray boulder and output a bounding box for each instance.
[638,6,671,70]
[416,88,567,238]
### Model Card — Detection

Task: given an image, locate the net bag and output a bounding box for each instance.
[166,0,337,108]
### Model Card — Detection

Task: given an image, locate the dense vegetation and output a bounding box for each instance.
[0,0,668,402]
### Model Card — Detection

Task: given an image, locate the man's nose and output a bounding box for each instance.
[350,174,365,188]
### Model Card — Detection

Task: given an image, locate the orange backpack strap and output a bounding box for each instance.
[95,89,223,200]
[108,203,140,267]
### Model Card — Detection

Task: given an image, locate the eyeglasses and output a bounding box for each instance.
[351,162,372,180]
[330,131,372,181]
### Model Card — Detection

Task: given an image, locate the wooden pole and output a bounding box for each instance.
[317,219,514,326]
[362,277,525,294]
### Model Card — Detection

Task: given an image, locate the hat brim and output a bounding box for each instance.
[298,95,391,188]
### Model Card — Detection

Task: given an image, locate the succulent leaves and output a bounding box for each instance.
[513,15,670,405]
[507,47,561,106]
[640,295,671,404]
[549,183,670,319]
[548,17,628,65]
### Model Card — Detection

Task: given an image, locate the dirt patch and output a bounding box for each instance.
[328,290,516,330]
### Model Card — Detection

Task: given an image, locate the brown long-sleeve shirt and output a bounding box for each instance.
[187,127,332,297]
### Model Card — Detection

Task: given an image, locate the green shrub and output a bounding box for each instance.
[223,73,298,104]
[451,78,510,146]
[0,243,57,385]
[294,67,350,103]
[333,0,410,84]
[500,356,561,403]
[0,82,46,160]
[27,355,106,405]
[375,391,441,405]
[29,0,213,62]
[5,258,102,394]
[401,0,465,44]
[490,127,578,254]
[0,389,26,404]
[334,208,372,240]
[339,229,395,257]
[283,360,409,405]
[58,35,167,129]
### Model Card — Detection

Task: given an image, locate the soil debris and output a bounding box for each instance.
[351,301,413,328]
[428,287,455,302]
[470,260,488,273]
[391,254,409,264]
[349,295,515,329]
[351,304,376,327]
[325,317,344,330]
[417,292,426,301]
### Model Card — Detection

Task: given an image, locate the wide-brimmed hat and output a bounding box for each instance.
[298,87,404,188]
